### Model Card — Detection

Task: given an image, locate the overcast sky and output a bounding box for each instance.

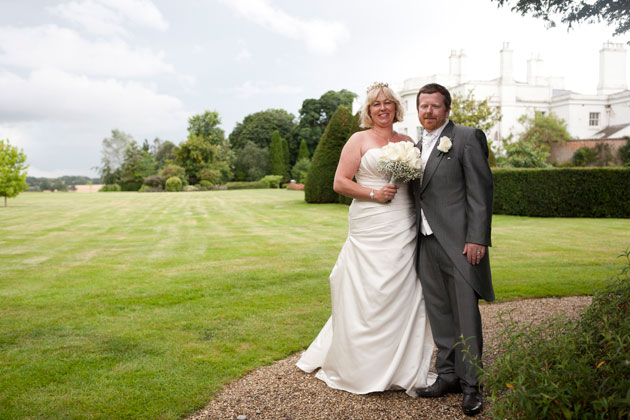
[0,0,626,178]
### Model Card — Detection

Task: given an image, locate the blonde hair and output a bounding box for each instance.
[360,84,404,127]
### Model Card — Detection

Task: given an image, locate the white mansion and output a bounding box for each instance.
[394,42,630,145]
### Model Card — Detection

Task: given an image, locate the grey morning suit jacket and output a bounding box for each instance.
[412,120,495,302]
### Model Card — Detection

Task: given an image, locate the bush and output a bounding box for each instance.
[291,158,311,183]
[483,250,630,419]
[165,176,183,192]
[305,105,356,203]
[199,180,213,188]
[159,164,187,184]
[260,174,283,188]
[139,185,162,193]
[143,175,165,189]
[572,146,598,167]
[99,184,121,192]
[225,181,267,190]
[198,168,221,185]
[492,168,630,217]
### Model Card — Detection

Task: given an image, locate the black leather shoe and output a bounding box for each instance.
[462,389,483,416]
[416,376,462,397]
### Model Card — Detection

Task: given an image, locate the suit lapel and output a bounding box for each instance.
[421,121,454,193]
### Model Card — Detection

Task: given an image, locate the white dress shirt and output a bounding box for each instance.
[420,120,449,236]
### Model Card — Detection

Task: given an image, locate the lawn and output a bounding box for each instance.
[1,190,628,420]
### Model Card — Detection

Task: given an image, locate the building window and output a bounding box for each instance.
[589,112,600,127]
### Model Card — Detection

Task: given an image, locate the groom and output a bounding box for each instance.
[411,83,494,416]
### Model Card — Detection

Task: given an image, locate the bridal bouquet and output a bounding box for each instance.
[376,141,423,183]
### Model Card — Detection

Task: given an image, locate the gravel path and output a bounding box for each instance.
[189,296,591,420]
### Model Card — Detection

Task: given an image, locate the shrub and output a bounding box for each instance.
[572,146,598,167]
[159,164,187,183]
[492,168,630,217]
[483,250,630,419]
[139,185,162,193]
[291,158,311,183]
[199,180,213,188]
[165,176,183,192]
[198,168,221,185]
[260,175,283,188]
[225,181,267,190]
[143,174,165,189]
[99,184,121,192]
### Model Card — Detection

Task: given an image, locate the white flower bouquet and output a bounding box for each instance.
[376,141,423,183]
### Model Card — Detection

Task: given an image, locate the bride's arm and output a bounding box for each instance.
[333,134,397,203]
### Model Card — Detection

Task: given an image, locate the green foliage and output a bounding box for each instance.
[187,110,225,145]
[499,139,551,168]
[26,176,99,191]
[224,180,268,189]
[119,141,157,191]
[260,175,283,188]
[98,129,133,184]
[304,105,354,203]
[492,167,630,217]
[451,90,502,134]
[228,109,297,156]
[620,138,630,167]
[281,136,290,171]
[573,146,599,166]
[233,141,269,181]
[150,138,176,168]
[492,0,630,40]
[297,89,357,156]
[269,131,288,180]
[291,158,311,183]
[99,184,121,192]
[159,164,187,184]
[297,139,310,161]
[198,168,221,185]
[0,139,28,206]
[165,176,183,192]
[484,249,630,419]
[143,175,165,189]
[175,134,217,183]
[594,143,615,166]
[518,112,571,149]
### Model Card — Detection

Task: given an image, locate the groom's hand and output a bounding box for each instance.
[463,243,486,265]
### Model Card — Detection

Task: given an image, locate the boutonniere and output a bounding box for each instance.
[436,136,452,156]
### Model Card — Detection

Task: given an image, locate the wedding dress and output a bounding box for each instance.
[297,146,436,396]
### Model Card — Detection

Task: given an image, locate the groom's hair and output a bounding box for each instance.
[416,83,451,110]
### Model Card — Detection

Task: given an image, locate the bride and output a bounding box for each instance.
[297,83,435,396]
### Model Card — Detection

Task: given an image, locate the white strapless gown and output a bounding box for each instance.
[297,147,436,396]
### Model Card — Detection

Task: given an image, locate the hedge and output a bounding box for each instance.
[492,168,630,218]
[225,181,267,190]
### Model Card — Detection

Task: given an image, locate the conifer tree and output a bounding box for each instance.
[269,131,286,180]
[305,105,354,203]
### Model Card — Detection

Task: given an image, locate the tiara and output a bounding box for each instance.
[366,82,389,94]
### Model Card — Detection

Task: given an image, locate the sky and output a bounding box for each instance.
[0,0,627,178]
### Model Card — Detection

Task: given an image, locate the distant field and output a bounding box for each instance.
[1,191,628,419]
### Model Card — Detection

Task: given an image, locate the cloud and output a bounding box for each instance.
[0,25,173,78]
[220,0,348,54]
[49,0,168,36]
[234,81,303,98]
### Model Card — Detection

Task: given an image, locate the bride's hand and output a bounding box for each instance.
[376,184,398,203]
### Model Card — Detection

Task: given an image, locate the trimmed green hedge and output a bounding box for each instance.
[492,168,630,218]
[225,181,267,190]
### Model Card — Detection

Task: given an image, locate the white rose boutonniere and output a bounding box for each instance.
[436,136,452,156]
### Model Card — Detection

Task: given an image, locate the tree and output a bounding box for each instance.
[451,90,502,134]
[491,0,630,42]
[297,139,310,161]
[151,138,176,168]
[297,89,357,156]
[229,109,297,151]
[619,137,630,166]
[119,141,157,191]
[0,139,28,207]
[187,110,225,145]
[516,112,571,164]
[291,158,311,183]
[269,131,288,181]
[233,141,269,181]
[175,134,217,184]
[304,105,355,203]
[98,129,133,184]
